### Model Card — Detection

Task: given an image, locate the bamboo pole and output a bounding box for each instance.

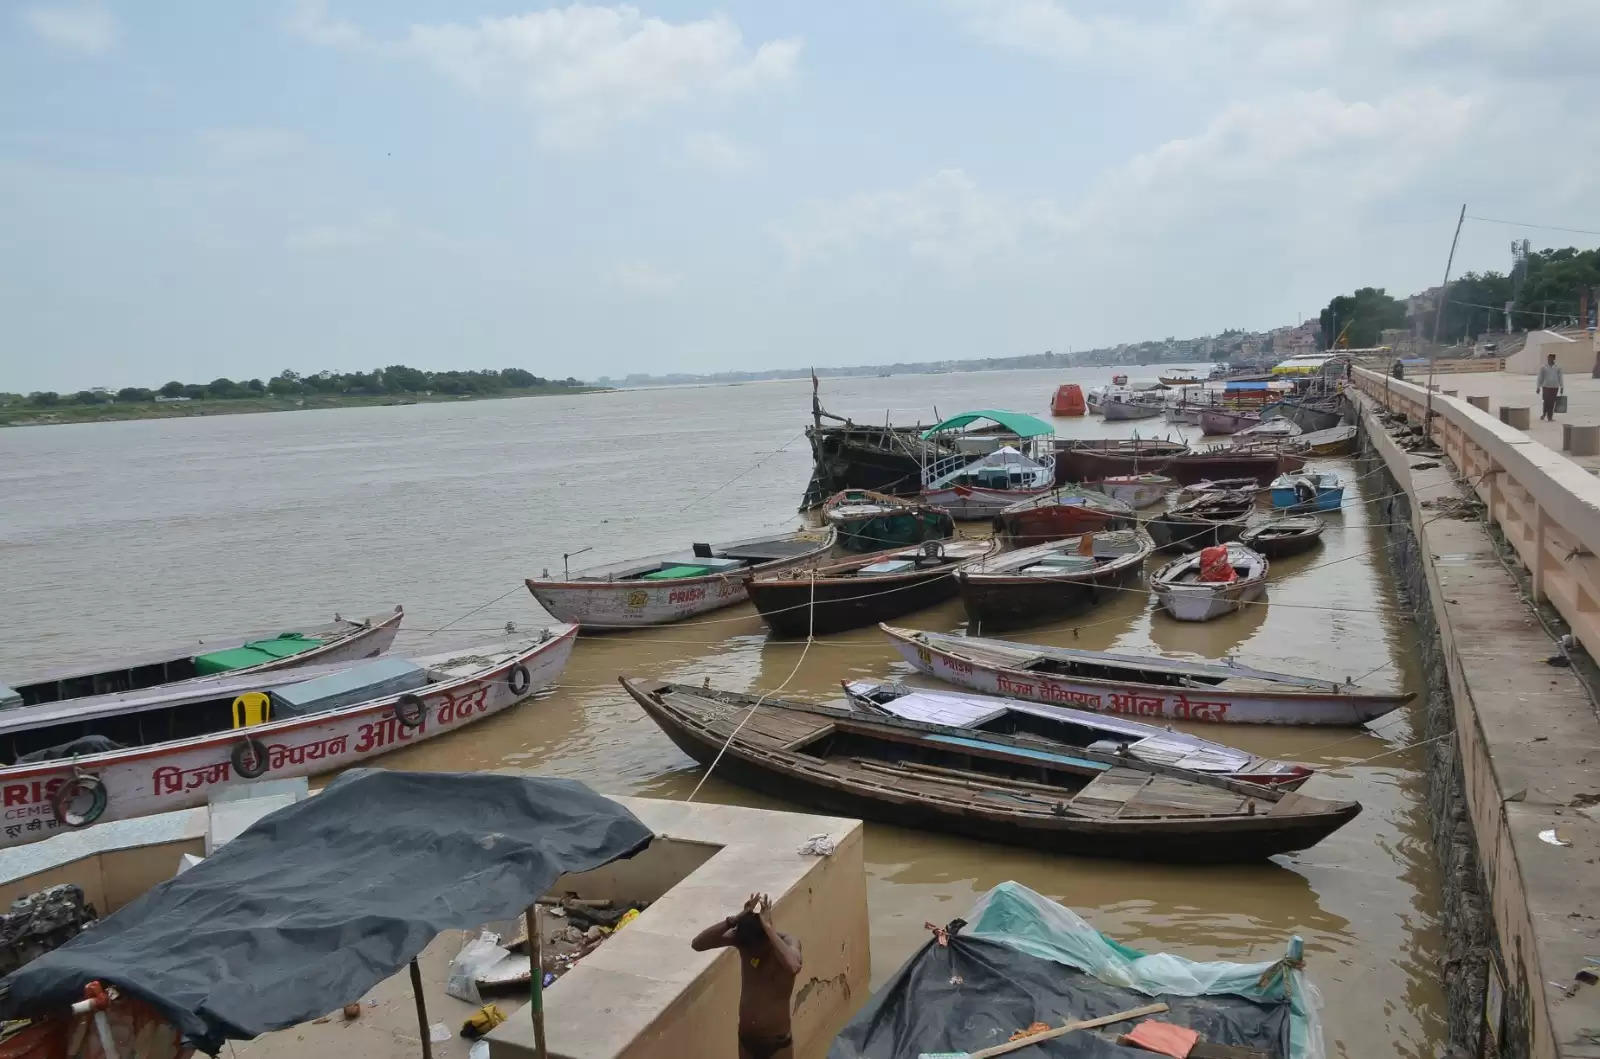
[525,905,548,1059]
[408,958,432,1059]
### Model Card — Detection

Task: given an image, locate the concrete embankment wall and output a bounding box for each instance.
[1351,386,1600,1059]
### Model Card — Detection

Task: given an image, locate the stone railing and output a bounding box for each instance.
[1352,365,1600,651]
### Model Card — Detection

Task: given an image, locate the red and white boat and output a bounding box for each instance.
[0,626,577,849]
[878,624,1411,726]
[2,608,404,710]
[842,681,1312,786]
[525,528,835,628]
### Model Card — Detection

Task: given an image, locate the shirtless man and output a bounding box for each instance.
[691,893,803,1059]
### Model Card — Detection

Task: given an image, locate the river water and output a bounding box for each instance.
[0,366,1444,1057]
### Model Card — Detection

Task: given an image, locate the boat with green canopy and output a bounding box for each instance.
[919,409,1058,520]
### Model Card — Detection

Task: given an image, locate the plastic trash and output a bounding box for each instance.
[429,1021,451,1043]
[446,930,507,1004]
[469,1043,490,1059]
[797,833,836,856]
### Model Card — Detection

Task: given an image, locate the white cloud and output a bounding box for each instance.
[199,128,307,167]
[774,169,1067,272]
[681,131,753,174]
[608,260,680,295]
[289,2,801,149]
[284,211,397,252]
[21,3,117,55]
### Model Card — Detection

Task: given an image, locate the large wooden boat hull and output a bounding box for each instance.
[1053,440,1187,485]
[1144,510,1248,552]
[1059,444,1302,487]
[1241,517,1324,558]
[622,679,1360,862]
[747,546,986,636]
[922,485,1051,521]
[823,492,954,553]
[526,530,835,628]
[959,556,1143,630]
[800,425,932,509]
[995,499,1133,545]
[0,628,578,851]
[880,624,1409,725]
[1265,399,1344,432]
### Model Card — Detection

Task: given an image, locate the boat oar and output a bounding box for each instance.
[924,1001,1169,1059]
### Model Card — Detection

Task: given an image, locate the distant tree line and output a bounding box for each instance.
[14,365,586,408]
[1318,245,1600,349]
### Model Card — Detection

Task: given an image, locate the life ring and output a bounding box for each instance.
[507,664,532,697]
[50,774,108,828]
[231,738,269,779]
[393,693,427,730]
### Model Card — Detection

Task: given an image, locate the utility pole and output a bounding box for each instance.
[1426,203,1467,430]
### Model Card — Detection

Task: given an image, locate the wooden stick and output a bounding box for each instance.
[525,905,548,1059]
[407,959,432,1059]
[966,1002,1169,1059]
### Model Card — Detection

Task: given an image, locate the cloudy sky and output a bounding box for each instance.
[2,1,1595,391]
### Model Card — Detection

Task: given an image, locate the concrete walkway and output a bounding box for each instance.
[1425,368,1600,473]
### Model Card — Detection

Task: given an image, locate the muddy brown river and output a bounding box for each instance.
[0,367,1444,1056]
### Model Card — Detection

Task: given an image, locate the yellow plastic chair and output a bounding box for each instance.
[231,692,271,729]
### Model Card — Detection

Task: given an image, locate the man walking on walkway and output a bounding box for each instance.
[1537,353,1565,421]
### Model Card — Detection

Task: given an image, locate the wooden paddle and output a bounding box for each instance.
[923,1001,1170,1059]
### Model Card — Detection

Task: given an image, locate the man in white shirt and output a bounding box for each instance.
[1536,353,1564,421]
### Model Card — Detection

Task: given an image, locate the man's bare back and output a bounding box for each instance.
[691,893,803,1059]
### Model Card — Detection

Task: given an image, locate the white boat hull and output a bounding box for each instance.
[0,627,578,850]
[881,625,1398,725]
[1100,399,1164,421]
[527,532,834,627]
[1155,578,1267,621]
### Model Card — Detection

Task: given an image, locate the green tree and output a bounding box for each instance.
[1318,287,1405,348]
[116,387,154,402]
[27,391,60,406]
[500,367,539,388]
[182,384,208,399]
[382,364,430,392]
[208,377,239,398]
[159,380,185,397]
[245,378,265,394]
[1516,247,1600,326]
[72,390,109,405]
[267,370,302,395]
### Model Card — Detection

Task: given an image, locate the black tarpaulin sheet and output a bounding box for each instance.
[829,935,1290,1059]
[0,770,653,1055]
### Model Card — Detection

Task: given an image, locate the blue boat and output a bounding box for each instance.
[1270,469,1344,511]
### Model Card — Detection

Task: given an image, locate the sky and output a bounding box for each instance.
[2,0,1596,392]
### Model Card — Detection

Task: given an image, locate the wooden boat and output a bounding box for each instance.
[799,377,943,508]
[621,677,1361,861]
[746,539,995,637]
[879,624,1413,725]
[0,628,578,849]
[1199,408,1260,435]
[525,527,836,628]
[1054,438,1187,484]
[958,530,1152,630]
[1056,439,1301,487]
[994,490,1134,545]
[1144,492,1252,552]
[1271,469,1344,511]
[821,489,953,553]
[1234,417,1303,441]
[1099,394,1164,421]
[3,609,404,709]
[1151,543,1268,622]
[1294,423,1357,457]
[842,681,1312,786]
[1158,373,1204,386]
[1174,477,1260,505]
[1165,403,1206,425]
[1050,383,1086,416]
[1085,473,1173,508]
[1241,515,1325,558]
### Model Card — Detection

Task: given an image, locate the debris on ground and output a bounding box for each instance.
[798,833,836,856]
[0,885,99,977]
[1410,461,1440,470]
[1009,1021,1052,1041]
[470,893,651,998]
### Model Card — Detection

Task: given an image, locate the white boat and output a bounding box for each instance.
[0,627,578,849]
[919,411,1057,520]
[1150,543,1268,621]
[1085,473,1173,509]
[525,528,835,628]
[2,608,404,710]
[878,623,1411,725]
[842,681,1312,785]
[1099,394,1165,421]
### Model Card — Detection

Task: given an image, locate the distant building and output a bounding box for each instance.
[153,395,191,403]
